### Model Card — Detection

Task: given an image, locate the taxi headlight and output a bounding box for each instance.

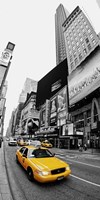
[38,171,50,176]
[66,166,70,171]
[41,171,50,176]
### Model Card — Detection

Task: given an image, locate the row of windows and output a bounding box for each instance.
[63,6,80,27]
[73,112,99,128]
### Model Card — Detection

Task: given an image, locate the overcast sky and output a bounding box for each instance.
[0,0,100,134]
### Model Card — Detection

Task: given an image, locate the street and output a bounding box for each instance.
[4,141,100,200]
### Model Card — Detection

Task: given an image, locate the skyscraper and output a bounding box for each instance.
[55,4,69,65]
[19,78,37,103]
[62,6,100,74]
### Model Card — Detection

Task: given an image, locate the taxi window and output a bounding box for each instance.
[32,149,53,158]
[19,147,26,154]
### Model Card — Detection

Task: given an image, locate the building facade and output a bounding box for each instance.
[20,92,39,138]
[55,4,69,65]
[62,6,99,74]
[19,78,37,103]
[35,5,100,149]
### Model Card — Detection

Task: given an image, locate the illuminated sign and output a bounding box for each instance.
[6,42,15,51]
[68,47,100,105]
[51,80,61,92]
[0,42,15,67]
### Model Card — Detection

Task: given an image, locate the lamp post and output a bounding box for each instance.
[90,122,94,154]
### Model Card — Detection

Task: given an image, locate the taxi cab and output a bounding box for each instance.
[17,139,29,146]
[41,140,53,148]
[16,146,71,183]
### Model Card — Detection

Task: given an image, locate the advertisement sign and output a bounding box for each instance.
[1,82,7,98]
[0,42,15,67]
[57,86,68,126]
[68,47,100,106]
[0,98,6,116]
[50,96,57,126]
[45,99,50,128]
[40,107,46,127]
[67,123,73,135]
[36,58,68,108]
[0,50,12,66]
[0,67,6,86]
[57,86,67,113]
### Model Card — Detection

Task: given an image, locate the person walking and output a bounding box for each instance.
[84,143,87,151]
[78,143,83,152]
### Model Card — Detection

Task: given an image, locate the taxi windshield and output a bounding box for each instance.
[28,148,53,158]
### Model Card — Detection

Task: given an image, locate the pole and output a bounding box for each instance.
[91,135,93,154]
[90,123,93,154]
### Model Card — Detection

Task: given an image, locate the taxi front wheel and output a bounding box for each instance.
[16,155,19,164]
[27,168,33,181]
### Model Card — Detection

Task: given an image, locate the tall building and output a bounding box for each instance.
[62,6,100,74]
[55,4,69,65]
[19,78,37,103]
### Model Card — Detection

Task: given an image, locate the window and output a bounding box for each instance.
[76,42,79,46]
[77,47,81,52]
[80,37,83,42]
[82,42,85,48]
[73,51,77,57]
[69,55,73,62]
[88,29,91,33]
[79,53,82,60]
[29,149,53,158]
[70,62,74,69]
[90,33,93,39]
[84,21,86,25]
[85,37,89,44]
[87,43,92,51]
[19,147,26,154]
[73,46,75,50]
[75,58,78,65]
[83,48,87,55]
[92,39,96,45]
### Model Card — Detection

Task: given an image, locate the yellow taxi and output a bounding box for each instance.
[41,140,53,148]
[17,139,29,146]
[16,146,71,183]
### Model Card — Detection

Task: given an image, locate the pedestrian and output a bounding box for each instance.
[84,143,87,151]
[78,143,83,152]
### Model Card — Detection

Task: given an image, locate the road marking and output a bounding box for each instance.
[70,174,100,187]
[57,154,100,168]
[66,158,100,169]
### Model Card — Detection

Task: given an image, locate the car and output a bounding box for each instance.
[16,145,71,183]
[41,140,53,148]
[8,138,17,146]
[6,137,10,141]
[30,140,41,147]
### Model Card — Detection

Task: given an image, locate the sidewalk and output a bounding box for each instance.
[51,147,100,157]
[0,142,13,200]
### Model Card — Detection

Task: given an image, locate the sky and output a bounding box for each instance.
[0,0,100,135]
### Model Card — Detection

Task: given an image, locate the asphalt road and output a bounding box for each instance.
[4,141,100,200]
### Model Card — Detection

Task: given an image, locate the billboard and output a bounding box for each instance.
[0,42,15,67]
[50,96,57,126]
[36,59,68,108]
[68,47,100,106]
[57,86,68,126]
[0,42,15,90]
[0,98,6,116]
